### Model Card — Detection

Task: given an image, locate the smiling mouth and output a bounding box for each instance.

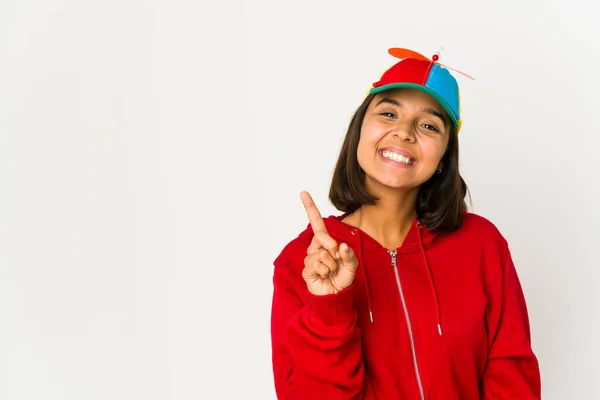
[380,150,415,165]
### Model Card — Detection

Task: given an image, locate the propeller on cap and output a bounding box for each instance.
[388,47,475,81]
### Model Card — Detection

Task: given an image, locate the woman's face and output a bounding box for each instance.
[357,88,451,194]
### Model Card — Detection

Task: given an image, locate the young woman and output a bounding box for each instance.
[270,48,541,399]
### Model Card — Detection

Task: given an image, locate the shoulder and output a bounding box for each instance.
[461,212,504,237]
[272,213,350,287]
[273,214,347,269]
[272,223,313,281]
[449,212,509,253]
[456,214,522,302]
[437,214,514,288]
[275,226,312,266]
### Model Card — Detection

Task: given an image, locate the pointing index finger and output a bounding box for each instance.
[300,191,328,235]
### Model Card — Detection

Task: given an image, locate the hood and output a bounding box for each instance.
[298,213,443,251]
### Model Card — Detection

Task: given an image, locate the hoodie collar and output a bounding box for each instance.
[302,213,442,252]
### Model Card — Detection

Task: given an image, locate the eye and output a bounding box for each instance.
[421,124,440,132]
[380,112,396,118]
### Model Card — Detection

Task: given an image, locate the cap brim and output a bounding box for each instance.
[370,83,459,128]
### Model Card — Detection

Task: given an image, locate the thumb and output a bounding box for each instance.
[339,243,358,271]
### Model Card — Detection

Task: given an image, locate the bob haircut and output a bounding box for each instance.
[329,92,469,232]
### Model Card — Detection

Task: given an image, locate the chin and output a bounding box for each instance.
[367,175,417,192]
[385,182,416,191]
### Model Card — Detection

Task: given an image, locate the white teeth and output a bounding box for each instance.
[382,150,412,165]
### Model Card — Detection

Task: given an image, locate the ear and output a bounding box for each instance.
[436,163,443,174]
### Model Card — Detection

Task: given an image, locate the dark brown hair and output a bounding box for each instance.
[328,93,469,232]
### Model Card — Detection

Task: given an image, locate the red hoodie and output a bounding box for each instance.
[270,213,541,399]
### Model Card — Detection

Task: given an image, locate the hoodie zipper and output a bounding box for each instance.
[390,249,425,400]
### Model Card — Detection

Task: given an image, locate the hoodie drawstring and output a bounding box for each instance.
[361,264,374,324]
[417,223,443,336]
[351,228,375,324]
[352,223,441,334]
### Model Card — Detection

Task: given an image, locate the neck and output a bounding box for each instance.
[343,187,418,250]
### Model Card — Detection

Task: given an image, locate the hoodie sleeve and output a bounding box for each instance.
[481,248,541,399]
[271,252,366,400]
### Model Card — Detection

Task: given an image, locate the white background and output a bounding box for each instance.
[1,0,599,399]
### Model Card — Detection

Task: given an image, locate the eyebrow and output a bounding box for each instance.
[375,97,448,128]
[422,107,448,128]
[376,97,401,107]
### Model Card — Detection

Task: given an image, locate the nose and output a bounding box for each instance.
[392,122,416,142]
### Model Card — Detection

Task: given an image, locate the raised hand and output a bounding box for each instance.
[300,191,359,296]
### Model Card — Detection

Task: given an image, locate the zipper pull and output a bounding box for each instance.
[389,250,397,267]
